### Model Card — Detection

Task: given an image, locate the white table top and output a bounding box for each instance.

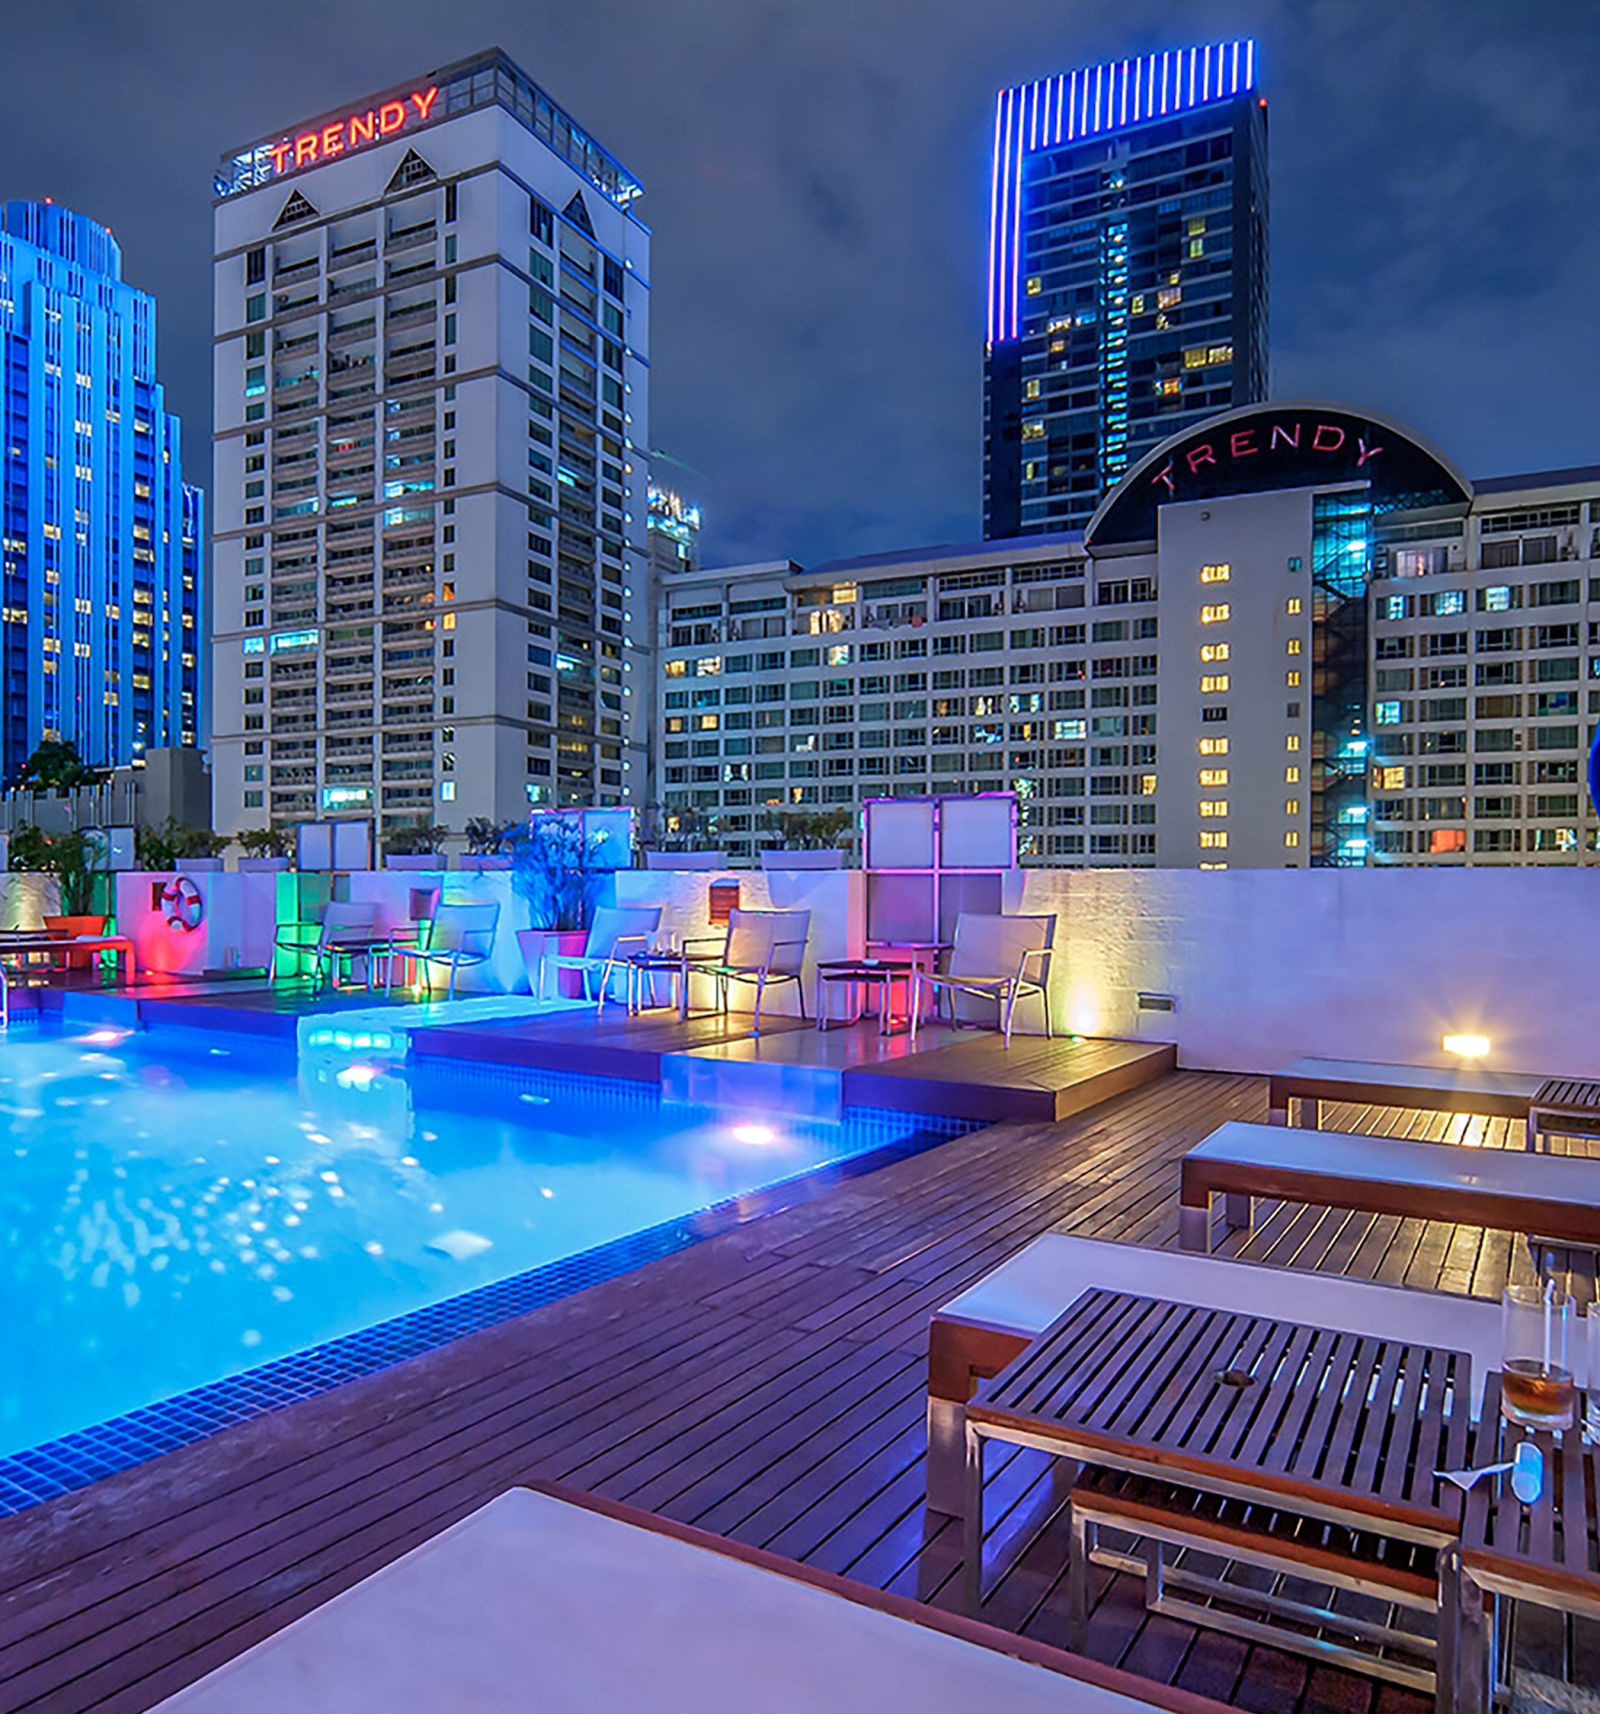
[1271,1056,1545,1099]
[1192,1120,1600,1204]
[938,1232,1505,1412]
[150,1488,1170,1714]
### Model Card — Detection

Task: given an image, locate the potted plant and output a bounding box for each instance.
[136,817,231,874]
[12,825,107,964]
[383,821,449,871]
[236,825,295,871]
[509,813,603,998]
[459,816,514,873]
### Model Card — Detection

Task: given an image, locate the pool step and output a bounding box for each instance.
[55,990,144,1032]
[659,1048,844,1122]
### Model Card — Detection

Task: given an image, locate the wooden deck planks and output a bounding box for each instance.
[0,1069,1550,1714]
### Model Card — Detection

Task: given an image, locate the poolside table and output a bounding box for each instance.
[963,1288,1471,1690]
[814,957,915,1035]
[1448,1373,1600,1714]
[147,1483,1229,1714]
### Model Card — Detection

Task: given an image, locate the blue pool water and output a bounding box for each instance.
[0,1027,944,1468]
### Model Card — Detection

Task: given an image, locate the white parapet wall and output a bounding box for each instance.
[1007,866,1600,1077]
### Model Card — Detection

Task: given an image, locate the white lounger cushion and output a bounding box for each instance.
[938,1232,1504,1411]
[150,1488,1173,1714]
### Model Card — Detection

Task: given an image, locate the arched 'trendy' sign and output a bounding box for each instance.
[1085,403,1473,548]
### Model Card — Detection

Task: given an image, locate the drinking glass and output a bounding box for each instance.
[1585,1307,1600,1442]
[1501,1282,1575,1430]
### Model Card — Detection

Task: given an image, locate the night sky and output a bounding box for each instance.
[3,0,1595,570]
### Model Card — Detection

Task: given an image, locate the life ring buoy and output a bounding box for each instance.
[161,875,205,933]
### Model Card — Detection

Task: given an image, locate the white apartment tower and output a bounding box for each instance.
[211,49,650,836]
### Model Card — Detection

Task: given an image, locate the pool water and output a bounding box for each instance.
[0,1028,934,1461]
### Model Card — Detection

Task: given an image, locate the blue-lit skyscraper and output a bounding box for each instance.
[0,202,202,778]
[983,43,1269,537]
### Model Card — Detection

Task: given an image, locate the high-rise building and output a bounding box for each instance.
[657,400,1600,870]
[646,478,701,582]
[983,42,1268,539]
[210,48,650,837]
[0,201,202,778]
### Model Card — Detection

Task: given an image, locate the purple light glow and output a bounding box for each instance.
[985,40,1257,348]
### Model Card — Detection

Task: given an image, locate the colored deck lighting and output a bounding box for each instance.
[729,1123,777,1147]
[334,1064,382,1090]
[80,1028,128,1047]
[1443,1035,1491,1059]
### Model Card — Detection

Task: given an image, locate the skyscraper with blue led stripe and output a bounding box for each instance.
[0,202,203,780]
[983,43,1269,538]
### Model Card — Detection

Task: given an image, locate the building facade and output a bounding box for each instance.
[983,42,1268,538]
[0,201,202,780]
[657,402,1600,869]
[210,48,650,837]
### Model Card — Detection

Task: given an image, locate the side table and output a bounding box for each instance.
[814,959,915,1035]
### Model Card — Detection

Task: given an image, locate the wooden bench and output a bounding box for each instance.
[1267,1055,1545,1139]
[1179,1119,1600,1254]
[1069,1467,1444,1695]
[925,1232,1502,1516]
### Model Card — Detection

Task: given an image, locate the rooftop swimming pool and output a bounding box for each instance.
[0,1025,963,1509]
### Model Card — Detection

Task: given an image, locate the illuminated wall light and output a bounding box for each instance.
[1442,1034,1491,1059]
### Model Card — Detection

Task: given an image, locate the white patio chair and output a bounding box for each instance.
[912,912,1055,1047]
[680,908,810,1033]
[411,901,501,1000]
[533,906,664,1011]
[271,902,380,988]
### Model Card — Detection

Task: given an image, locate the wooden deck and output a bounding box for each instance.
[0,1075,1581,1713]
[413,1007,1175,1123]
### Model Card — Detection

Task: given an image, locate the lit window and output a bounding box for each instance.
[1200,643,1230,662]
[1286,597,1303,615]
[1285,766,1301,783]
[1199,861,1228,870]
[1286,670,1302,687]
[1155,377,1182,397]
[1484,586,1512,612]
[1286,638,1302,654]
[1024,379,1040,399]
[1286,735,1301,752]
[664,659,687,678]
[1198,768,1229,787]
[1200,674,1230,693]
[1198,737,1230,756]
[1375,700,1402,724]
[1285,798,1301,815]
[1198,830,1228,849]
[440,781,456,802]
[1200,604,1230,624]
[1198,800,1228,817]
[1021,421,1045,441]
[696,656,722,676]
[1025,276,1042,296]
[1187,218,1206,237]
[1200,564,1230,584]
[1386,595,1406,620]
[1284,830,1300,848]
[1377,765,1404,789]
[1137,774,1157,795]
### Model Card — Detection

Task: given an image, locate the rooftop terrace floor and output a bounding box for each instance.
[0,1073,1588,1713]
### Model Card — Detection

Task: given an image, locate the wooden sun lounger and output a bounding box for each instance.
[147,1482,1230,1714]
[1179,1119,1600,1254]
[925,1232,1502,1515]
[1267,1055,1545,1137]
[0,932,138,978]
